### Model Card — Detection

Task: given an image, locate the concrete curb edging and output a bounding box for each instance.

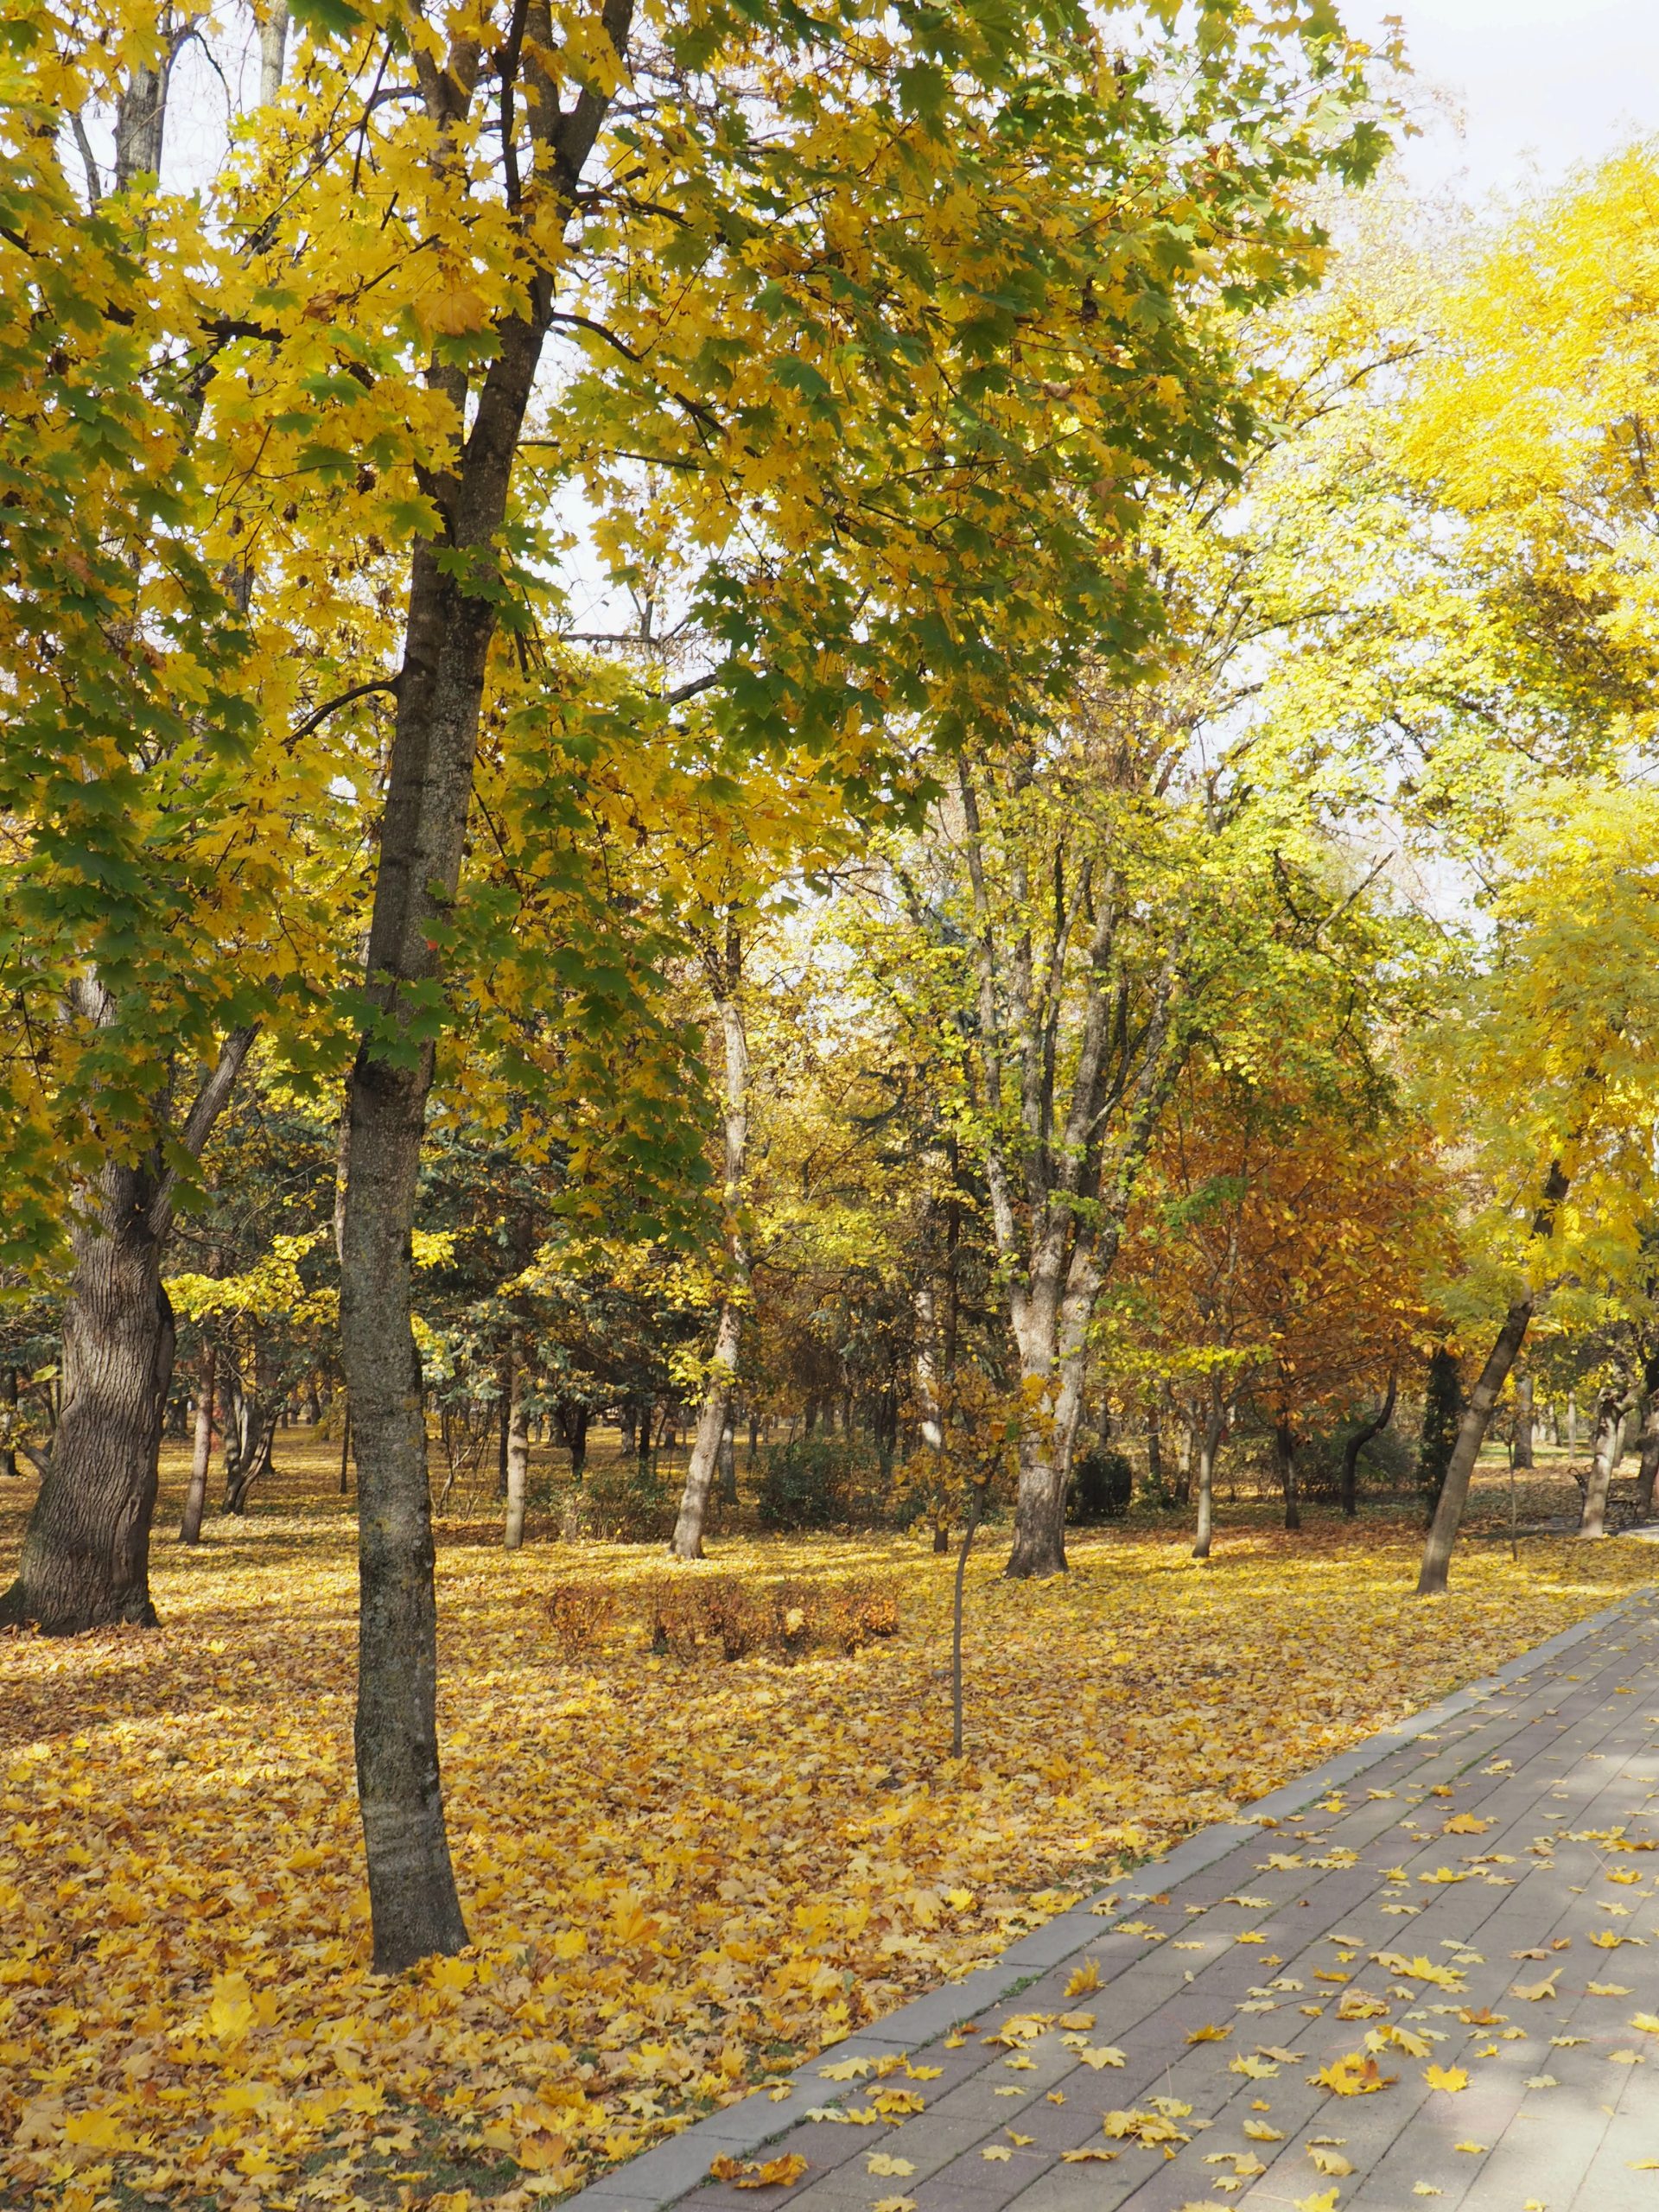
[563,1592,1645,2210]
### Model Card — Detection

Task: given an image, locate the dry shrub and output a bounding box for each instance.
[637,1571,899,1662]
[545,1581,619,1656]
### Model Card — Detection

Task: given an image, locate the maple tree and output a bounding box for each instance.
[0,0,1395,1970]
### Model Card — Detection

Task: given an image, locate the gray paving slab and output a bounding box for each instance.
[565,1590,1659,2212]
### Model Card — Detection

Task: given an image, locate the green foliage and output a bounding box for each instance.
[755,1436,850,1532]
[1067,1447,1135,1522]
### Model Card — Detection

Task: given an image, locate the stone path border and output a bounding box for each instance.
[565,1593,1646,2212]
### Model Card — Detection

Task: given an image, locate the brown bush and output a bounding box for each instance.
[634,1572,899,1662]
[545,1581,619,1656]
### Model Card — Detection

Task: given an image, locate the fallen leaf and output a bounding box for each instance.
[1423,2065,1467,2093]
[867,2153,914,2176]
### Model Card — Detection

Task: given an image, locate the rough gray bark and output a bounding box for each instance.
[114,61,168,191]
[339,0,634,1972]
[1512,1372,1535,1469]
[1276,1418,1300,1532]
[671,966,750,1562]
[179,1340,215,1543]
[956,760,1186,1580]
[2,1367,16,1481]
[1579,1375,1635,1539]
[1637,1370,1659,1522]
[1191,1384,1224,1560]
[258,3,289,104]
[1417,1159,1569,1598]
[0,1018,252,1632]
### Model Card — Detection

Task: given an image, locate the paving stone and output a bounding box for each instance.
[565,1592,1659,2212]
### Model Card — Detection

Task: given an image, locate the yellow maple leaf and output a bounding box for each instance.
[1064,1960,1102,1996]
[1423,2065,1467,2093]
[867,2153,913,2176]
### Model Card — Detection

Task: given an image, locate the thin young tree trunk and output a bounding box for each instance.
[950,1480,990,1758]
[671,973,750,1561]
[503,1347,530,1550]
[1192,1383,1224,1560]
[1340,1371,1397,1520]
[179,1341,216,1544]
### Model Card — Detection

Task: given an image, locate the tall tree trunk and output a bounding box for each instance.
[913,1280,944,1451]
[1340,1371,1397,1519]
[1417,1300,1533,1591]
[0,1168,173,1631]
[339,1405,353,1495]
[258,2,289,104]
[496,1352,512,1501]
[1276,1417,1300,1533]
[0,1020,251,1633]
[1636,1371,1659,1522]
[671,974,750,1561]
[502,1345,530,1551]
[1417,1163,1568,1596]
[1579,1379,1635,1539]
[1513,1372,1535,1470]
[1145,1391,1164,1497]
[1192,1383,1224,1561]
[716,1414,738,1508]
[179,1341,216,1544]
[1,1366,16,1481]
[1006,1257,1096,1578]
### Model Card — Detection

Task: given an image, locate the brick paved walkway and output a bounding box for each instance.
[570,1592,1659,2212]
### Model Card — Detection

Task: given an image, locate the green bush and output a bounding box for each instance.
[1068,1447,1135,1522]
[755,1436,846,1529]
[579,1454,673,1542]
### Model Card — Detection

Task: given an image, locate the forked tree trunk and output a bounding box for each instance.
[1417,1163,1568,1597]
[1006,1261,1095,1578]
[0,1165,174,1631]
[503,1347,531,1550]
[1192,1386,1224,1561]
[179,1341,216,1544]
[1579,1381,1634,1539]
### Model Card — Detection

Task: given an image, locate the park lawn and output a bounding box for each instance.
[0,1447,1651,2211]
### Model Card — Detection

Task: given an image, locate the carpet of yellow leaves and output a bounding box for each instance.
[1,1451,1651,2210]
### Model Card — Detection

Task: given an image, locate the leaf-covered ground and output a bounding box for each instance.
[1,1447,1651,2212]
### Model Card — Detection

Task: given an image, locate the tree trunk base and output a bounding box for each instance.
[1004,1536,1067,1579]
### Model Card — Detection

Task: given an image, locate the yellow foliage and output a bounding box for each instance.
[0,1450,1647,2202]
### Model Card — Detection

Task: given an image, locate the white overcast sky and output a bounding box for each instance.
[1344,0,1659,196]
